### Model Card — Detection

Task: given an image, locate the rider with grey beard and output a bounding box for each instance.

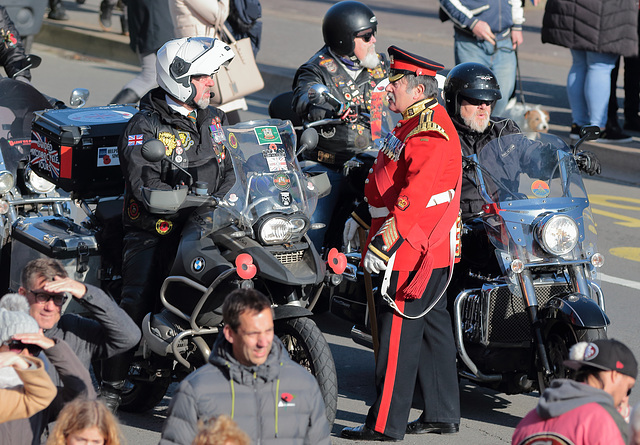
[292,0,389,250]
[101,37,236,411]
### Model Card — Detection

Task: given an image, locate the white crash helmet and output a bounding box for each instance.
[156,37,235,105]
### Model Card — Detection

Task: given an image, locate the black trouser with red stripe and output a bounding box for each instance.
[365,267,460,440]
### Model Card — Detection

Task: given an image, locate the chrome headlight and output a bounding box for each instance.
[25,168,56,194]
[259,217,293,244]
[535,214,579,256]
[0,171,14,194]
[257,215,308,245]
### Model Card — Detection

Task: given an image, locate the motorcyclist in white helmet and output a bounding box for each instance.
[100,37,236,411]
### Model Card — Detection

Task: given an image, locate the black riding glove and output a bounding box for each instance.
[575,151,601,176]
[308,104,333,122]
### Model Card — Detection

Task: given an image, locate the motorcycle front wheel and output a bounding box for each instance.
[275,317,338,426]
[537,325,607,392]
[119,375,172,412]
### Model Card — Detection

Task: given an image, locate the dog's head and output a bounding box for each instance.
[524,106,550,133]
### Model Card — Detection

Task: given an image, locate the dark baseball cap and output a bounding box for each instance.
[564,339,638,379]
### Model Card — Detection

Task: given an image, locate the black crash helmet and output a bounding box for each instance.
[443,62,502,116]
[322,0,377,56]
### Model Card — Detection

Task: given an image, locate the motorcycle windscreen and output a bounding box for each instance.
[207,119,319,233]
[474,132,597,267]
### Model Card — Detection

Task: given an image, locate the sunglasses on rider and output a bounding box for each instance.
[628,387,633,397]
[462,97,495,107]
[30,290,68,307]
[355,29,376,43]
[2,340,42,356]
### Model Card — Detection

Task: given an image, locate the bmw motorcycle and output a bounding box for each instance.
[334,126,610,395]
[81,120,343,423]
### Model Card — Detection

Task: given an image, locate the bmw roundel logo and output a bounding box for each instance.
[192,257,205,273]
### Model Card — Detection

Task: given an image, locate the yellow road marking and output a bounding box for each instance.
[609,247,640,263]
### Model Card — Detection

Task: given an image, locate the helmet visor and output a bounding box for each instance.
[170,37,219,80]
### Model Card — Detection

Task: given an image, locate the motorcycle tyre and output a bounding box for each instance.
[537,326,607,393]
[275,317,338,426]
[119,375,172,413]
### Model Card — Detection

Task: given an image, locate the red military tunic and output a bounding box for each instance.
[363,97,462,297]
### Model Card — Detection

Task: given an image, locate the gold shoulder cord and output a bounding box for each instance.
[405,106,449,142]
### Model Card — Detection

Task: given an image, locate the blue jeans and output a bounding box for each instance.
[567,50,617,128]
[304,162,345,252]
[454,29,516,117]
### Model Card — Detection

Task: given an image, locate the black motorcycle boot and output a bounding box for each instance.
[110,88,139,105]
[100,380,125,413]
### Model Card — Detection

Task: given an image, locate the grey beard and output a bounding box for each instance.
[359,51,380,70]
[196,96,210,110]
[462,113,490,133]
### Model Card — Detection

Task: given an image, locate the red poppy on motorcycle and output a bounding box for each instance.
[327,248,347,275]
[236,253,257,279]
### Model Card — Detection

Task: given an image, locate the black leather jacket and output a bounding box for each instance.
[452,116,521,218]
[118,87,235,236]
[0,6,31,80]
[292,46,388,167]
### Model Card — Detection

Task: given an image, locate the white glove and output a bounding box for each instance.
[342,217,360,252]
[363,250,387,274]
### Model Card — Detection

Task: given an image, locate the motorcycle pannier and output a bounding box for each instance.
[30,105,137,199]
[9,216,101,314]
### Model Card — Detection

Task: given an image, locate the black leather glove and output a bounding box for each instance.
[308,104,332,122]
[575,151,601,176]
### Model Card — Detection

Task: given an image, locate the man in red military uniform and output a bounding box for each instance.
[341,46,462,441]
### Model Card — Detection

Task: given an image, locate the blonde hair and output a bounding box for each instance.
[192,415,250,445]
[47,398,123,445]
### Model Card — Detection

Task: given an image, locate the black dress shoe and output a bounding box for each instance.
[406,420,459,434]
[341,424,398,441]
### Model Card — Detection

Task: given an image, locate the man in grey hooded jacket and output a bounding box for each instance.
[159,288,330,445]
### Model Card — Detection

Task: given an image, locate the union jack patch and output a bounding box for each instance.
[128,134,143,146]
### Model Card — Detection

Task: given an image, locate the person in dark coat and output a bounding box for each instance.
[110,0,175,104]
[0,6,31,82]
[541,0,639,143]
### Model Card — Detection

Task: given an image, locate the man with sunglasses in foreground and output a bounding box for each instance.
[341,46,461,442]
[0,299,95,443]
[513,339,636,445]
[292,0,388,251]
[17,258,140,412]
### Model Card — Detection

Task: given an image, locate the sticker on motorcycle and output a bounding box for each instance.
[280,191,292,206]
[67,109,134,123]
[531,180,550,198]
[31,132,65,179]
[97,147,120,167]
[155,219,173,235]
[273,173,291,191]
[254,126,282,145]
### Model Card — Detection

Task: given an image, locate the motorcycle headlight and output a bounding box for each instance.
[257,215,309,245]
[536,214,579,256]
[24,168,56,194]
[0,171,14,194]
[259,217,293,244]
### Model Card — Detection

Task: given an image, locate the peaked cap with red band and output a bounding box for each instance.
[388,45,444,81]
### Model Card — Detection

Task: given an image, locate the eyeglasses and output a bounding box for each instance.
[355,30,376,43]
[628,388,633,397]
[2,340,42,356]
[463,97,495,107]
[29,291,68,307]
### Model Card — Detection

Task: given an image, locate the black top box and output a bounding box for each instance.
[30,105,137,199]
